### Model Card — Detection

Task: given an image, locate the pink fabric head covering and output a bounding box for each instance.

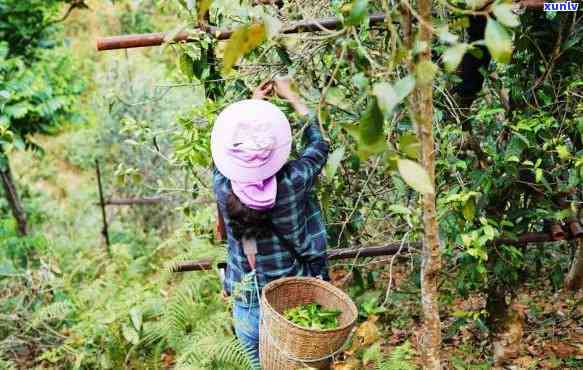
[211,99,292,209]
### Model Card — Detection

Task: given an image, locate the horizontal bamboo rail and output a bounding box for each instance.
[170,227,583,272]
[96,13,387,51]
[170,242,421,272]
[96,1,545,51]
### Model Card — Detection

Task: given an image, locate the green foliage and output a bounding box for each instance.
[0,0,84,192]
[0,0,66,58]
[0,218,47,269]
[0,45,84,148]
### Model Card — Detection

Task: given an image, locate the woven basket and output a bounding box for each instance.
[259,277,358,370]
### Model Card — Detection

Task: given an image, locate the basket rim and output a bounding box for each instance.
[261,276,358,334]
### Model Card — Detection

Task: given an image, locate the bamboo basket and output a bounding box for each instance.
[259,277,358,370]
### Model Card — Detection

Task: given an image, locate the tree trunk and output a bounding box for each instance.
[410,0,442,368]
[0,155,28,236]
[565,238,583,291]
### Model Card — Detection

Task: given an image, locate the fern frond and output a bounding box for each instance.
[376,341,417,370]
[176,335,256,370]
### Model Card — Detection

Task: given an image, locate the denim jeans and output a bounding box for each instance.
[233,299,261,369]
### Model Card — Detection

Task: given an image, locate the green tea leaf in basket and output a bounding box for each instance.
[283,303,342,330]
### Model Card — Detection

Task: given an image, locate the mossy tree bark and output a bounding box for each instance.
[408,0,442,367]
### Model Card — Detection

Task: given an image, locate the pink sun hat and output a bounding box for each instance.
[211,99,292,182]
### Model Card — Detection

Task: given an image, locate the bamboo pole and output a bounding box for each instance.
[170,242,422,272]
[95,0,545,52]
[96,13,387,51]
[170,230,582,273]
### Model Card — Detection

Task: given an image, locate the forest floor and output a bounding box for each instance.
[330,261,583,369]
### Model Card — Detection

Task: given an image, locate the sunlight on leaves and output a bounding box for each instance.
[485,18,513,64]
[397,158,435,194]
[222,23,266,74]
[493,3,520,28]
[443,43,468,72]
[324,146,345,178]
[122,323,140,345]
[438,27,459,44]
[556,144,570,159]
[373,75,415,117]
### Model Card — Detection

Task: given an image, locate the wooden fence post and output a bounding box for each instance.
[95,159,111,254]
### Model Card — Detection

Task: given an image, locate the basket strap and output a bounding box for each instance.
[260,318,356,365]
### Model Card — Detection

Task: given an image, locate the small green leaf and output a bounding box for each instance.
[129,307,142,332]
[394,75,416,101]
[442,43,468,72]
[179,52,194,80]
[493,3,520,28]
[556,144,570,160]
[397,158,435,194]
[384,151,399,171]
[0,42,8,59]
[352,72,369,89]
[325,87,345,106]
[350,99,386,159]
[122,324,140,345]
[373,82,398,115]
[5,103,30,119]
[462,198,476,221]
[438,27,459,44]
[360,98,384,146]
[398,132,420,159]
[324,146,345,178]
[275,47,292,65]
[345,0,369,26]
[388,204,411,215]
[373,75,415,116]
[485,18,513,64]
[0,115,10,127]
[415,60,438,86]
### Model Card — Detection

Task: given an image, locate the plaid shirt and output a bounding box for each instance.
[213,115,330,303]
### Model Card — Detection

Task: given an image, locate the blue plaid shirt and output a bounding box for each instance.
[213,115,330,303]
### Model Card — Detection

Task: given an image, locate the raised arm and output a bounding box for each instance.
[273,78,330,189]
